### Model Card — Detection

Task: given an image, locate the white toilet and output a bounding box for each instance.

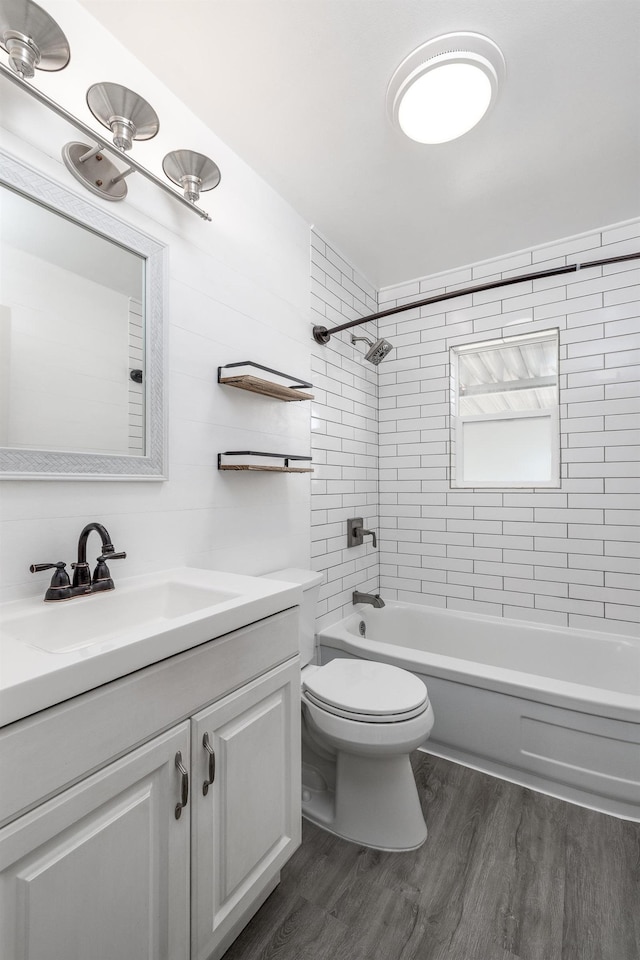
[265,569,435,851]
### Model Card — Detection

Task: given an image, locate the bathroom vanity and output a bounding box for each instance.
[0,570,301,960]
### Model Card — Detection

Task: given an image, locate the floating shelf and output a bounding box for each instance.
[218,362,314,401]
[218,451,313,473]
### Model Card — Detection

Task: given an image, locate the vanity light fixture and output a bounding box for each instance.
[162,150,221,204]
[0,0,220,219]
[387,32,505,144]
[63,82,160,201]
[0,0,70,78]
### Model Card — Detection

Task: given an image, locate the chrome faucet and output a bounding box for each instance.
[30,522,126,601]
[352,590,385,608]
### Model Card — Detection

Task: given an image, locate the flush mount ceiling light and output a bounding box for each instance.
[387,32,505,144]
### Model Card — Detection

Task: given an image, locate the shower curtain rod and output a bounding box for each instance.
[312,250,640,344]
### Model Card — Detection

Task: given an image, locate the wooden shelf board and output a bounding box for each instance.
[219,375,314,402]
[219,464,314,473]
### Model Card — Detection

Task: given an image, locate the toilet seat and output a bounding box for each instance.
[302,659,428,723]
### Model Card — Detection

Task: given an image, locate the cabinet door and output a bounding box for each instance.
[191,658,301,960]
[0,723,191,960]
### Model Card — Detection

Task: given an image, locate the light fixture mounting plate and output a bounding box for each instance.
[62,142,128,201]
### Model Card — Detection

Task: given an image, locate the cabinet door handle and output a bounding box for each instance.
[202,732,216,796]
[174,751,189,819]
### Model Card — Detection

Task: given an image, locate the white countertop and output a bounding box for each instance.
[0,568,301,728]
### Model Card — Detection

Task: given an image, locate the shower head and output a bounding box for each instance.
[351,334,394,365]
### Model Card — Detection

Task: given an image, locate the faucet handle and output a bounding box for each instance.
[30,561,67,574]
[92,551,126,592]
[29,561,72,602]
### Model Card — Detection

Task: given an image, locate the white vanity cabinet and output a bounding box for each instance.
[0,723,192,960]
[191,660,300,960]
[0,607,301,960]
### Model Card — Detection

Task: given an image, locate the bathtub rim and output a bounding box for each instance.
[317,604,640,726]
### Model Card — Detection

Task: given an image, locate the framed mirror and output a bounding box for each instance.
[0,148,166,480]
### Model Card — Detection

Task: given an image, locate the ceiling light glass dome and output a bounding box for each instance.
[387,32,506,144]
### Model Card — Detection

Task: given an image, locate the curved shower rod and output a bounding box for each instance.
[312,250,640,344]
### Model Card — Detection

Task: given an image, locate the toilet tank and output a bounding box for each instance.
[262,568,323,666]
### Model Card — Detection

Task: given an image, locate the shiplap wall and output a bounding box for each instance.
[310,230,380,628]
[376,219,640,636]
[0,1,312,603]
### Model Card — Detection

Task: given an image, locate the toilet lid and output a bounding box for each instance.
[302,659,428,720]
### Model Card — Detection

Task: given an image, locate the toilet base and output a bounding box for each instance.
[302,751,427,851]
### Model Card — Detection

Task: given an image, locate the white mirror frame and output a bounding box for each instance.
[0,148,167,480]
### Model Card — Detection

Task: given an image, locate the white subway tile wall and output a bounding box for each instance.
[310,230,380,628]
[376,219,640,636]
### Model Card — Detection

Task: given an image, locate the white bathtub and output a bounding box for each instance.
[317,602,640,821]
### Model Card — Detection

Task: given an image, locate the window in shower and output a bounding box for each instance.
[450,328,560,487]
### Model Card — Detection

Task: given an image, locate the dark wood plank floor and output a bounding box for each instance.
[222,753,640,960]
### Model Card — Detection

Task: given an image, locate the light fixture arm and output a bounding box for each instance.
[0,60,212,221]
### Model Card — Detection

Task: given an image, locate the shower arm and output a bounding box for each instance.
[312,251,640,345]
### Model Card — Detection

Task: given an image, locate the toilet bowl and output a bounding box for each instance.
[263,569,434,851]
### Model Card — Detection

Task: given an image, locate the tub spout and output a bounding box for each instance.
[353,590,385,608]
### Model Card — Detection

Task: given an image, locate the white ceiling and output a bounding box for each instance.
[79,0,640,288]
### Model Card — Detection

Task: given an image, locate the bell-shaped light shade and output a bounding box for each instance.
[87,82,160,151]
[162,150,221,203]
[0,0,70,77]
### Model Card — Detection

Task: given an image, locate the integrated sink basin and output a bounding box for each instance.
[4,580,240,653]
[0,567,301,727]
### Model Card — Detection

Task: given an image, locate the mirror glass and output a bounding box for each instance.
[1,186,146,457]
[450,329,560,487]
[0,149,165,480]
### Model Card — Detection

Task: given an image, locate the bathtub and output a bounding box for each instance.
[317,602,640,821]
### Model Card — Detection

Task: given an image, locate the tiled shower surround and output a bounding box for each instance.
[310,230,380,627]
[312,221,639,636]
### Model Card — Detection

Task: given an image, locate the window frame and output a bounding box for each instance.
[450,328,560,489]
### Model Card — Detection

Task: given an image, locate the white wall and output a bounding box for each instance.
[377,221,640,636]
[309,230,380,628]
[0,0,312,602]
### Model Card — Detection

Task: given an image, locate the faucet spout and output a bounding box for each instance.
[72,522,125,593]
[352,590,385,609]
[76,522,115,566]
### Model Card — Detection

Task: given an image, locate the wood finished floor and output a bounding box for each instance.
[222,753,640,960]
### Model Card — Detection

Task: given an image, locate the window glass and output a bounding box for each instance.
[450,329,560,488]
